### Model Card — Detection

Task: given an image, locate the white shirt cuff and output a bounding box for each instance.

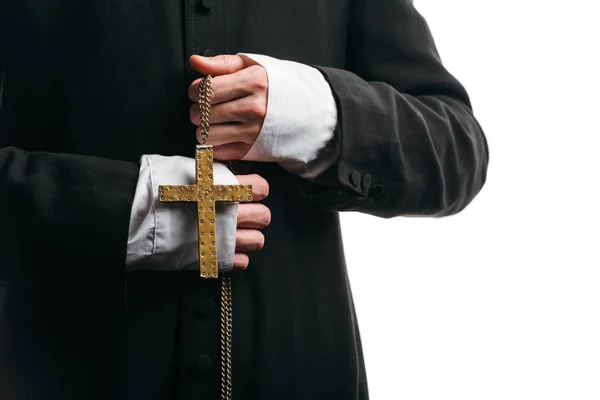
[126,155,238,272]
[239,53,339,179]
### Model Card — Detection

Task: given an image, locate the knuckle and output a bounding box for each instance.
[195,127,203,142]
[239,143,252,158]
[221,54,237,68]
[246,64,261,73]
[248,99,267,119]
[188,80,200,100]
[261,176,270,191]
[248,176,269,198]
[255,175,270,197]
[236,210,245,222]
[253,232,265,251]
[235,77,250,98]
[189,105,199,125]
[262,207,272,227]
[248,66,268,91]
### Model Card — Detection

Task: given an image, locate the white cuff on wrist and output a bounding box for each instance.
[127,155,238,272]
[239,53,338,178]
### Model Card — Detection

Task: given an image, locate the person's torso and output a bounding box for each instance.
[0,2,369,399]
[0,0,350,159]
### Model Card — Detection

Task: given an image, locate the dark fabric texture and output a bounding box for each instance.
[0,0,488,399]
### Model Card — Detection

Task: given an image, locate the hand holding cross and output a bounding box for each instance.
[158,144,254,278]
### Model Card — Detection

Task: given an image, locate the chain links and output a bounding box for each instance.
[198,74,233,400]
[220,274,233,400]
[198,76,213,145]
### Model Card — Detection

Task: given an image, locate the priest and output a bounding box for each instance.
[0,0,488,399]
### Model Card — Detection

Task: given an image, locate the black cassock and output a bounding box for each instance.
[0,0,488,399]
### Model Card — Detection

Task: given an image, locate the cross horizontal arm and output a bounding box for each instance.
[158,185,200,202]
[215,185,254,202]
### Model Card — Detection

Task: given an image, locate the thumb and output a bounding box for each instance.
[189,54,247,76]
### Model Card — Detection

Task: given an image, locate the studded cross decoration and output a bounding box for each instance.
[158,144,253,278]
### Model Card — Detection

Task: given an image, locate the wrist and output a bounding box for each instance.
[238,53,338,175]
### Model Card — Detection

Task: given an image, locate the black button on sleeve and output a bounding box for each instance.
[198,0,214,12]
[195,300,215,318]
[350,170,362,188]
[368,184,385,199]
[195,355,213,371]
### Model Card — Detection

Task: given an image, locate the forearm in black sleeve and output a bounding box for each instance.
[301,0,488,218]
[0,146,139,300]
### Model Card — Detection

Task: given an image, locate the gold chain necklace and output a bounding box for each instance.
[198,75,234,400]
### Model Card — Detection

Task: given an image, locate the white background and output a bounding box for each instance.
[341,1,600,399]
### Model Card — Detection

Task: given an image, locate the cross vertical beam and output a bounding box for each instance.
[158,144,253,278]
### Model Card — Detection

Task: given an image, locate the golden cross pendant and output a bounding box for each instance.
[158,144,253,278]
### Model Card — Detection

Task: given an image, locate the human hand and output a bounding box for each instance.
[233,173,270,270]
[188,54,268,161]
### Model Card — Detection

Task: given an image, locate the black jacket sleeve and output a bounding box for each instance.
[301,0,488,218]
[0,146,139,300]
[0,11,140,302]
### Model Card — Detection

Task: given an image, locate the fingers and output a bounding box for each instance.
[232,182,270,271]
[233,253,249,271]
[196,124,246,147]
[188,54,270,275]
[210,142,249,160]
[190,94,267,125]
[188,63,267,149]
[211,95,267,124]
[194,122,262,147]
[235,229,265,253]
[237,203,271,229]
[188,64,267,104]
[189,54,249,77]
[188,73,246,106]
[236,174,269,200]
